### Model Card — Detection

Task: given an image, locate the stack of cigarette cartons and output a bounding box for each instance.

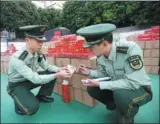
[126,35,159,74]
[52,56,97,107]
[1,54,11,74]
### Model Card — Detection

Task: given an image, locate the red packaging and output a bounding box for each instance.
[138,34,152,41]
[61,80,70,103]
[151,26,160,33]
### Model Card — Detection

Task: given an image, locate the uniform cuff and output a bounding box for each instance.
[49,74,56,80]
[55,67,60,72]
[89,70,97,78]
[99,81,111,90]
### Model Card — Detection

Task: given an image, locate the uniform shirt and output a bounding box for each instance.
[89,41,151,91]
[8,46,59,84]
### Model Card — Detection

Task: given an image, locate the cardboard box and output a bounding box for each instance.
[1,55,10,74]
[72,74,87,90]
[72,74,82,89]
[151,49,159,58]
[145,42,153,49]
[144,50,152,58]
[150,58,159,66]
[53,83,58,94]
[145,40,159,49]
[57,83,62,95]
[1,61,4,73]
[144,58,151,66]
[69,86,74,100]
[3,62,9,74]
[81,81,87,91]
[55,58,71,67]
[151,66,159,74]
[152,40,159,49]
[73,88,83,103]
[144,66,152,73]
[46,56,55,65]
[71,56,97,69]
[82,90,96,107]
[1,55,11,62]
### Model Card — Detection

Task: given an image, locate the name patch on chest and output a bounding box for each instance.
[116,46,128,54]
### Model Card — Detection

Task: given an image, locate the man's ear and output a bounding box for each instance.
[25,37,30,42]
[103,40,109,46]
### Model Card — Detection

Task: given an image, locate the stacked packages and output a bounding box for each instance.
[138,26,159,41]
[47,34,94,59]
[126,26,159,74]
[46,56,97,107]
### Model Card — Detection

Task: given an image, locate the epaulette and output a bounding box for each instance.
[18,51,28,60]
[116,46,128,54]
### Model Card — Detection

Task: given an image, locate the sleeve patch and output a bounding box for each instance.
[128,55,143,70]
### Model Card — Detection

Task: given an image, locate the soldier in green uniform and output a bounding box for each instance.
[76,23,153,123]
[7,25,71,116]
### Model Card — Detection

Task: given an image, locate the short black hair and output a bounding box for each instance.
[96,33,113,46]
[103,33,113,43]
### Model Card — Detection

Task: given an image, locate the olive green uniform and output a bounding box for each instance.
[87,41,152,123]
[76,23,153,123]
[7,45,60,115]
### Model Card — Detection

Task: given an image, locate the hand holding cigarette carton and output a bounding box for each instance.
[67,65,77,76]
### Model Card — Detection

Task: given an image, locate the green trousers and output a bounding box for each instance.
[7,71,56,115]
[87,85,152,123]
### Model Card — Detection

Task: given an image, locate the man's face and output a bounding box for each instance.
[89,40,110,57]
[26,37,43,52]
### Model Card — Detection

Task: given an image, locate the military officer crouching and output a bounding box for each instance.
[76,23,153,123]
[7,25,71,116]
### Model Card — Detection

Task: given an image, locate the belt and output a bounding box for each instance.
[8,80,28,89]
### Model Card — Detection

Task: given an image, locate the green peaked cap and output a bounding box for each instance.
[76,23,116,48]
[19,25,49,42]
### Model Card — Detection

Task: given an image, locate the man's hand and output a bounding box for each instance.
[58,66,68,72]
[81,78,100,87]
[55,70,71,79]
[76,64,90,76]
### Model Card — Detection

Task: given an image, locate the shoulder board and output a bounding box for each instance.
[116,46,128,54]
[18,51,28,60]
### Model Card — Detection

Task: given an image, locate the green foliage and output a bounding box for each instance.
[0,1,41,31]
[0,1,159,34]
[38,8,63,29]
[134,1,160,26]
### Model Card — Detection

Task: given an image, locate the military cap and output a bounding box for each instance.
[19,25,48,42]
[76,23,116,48]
